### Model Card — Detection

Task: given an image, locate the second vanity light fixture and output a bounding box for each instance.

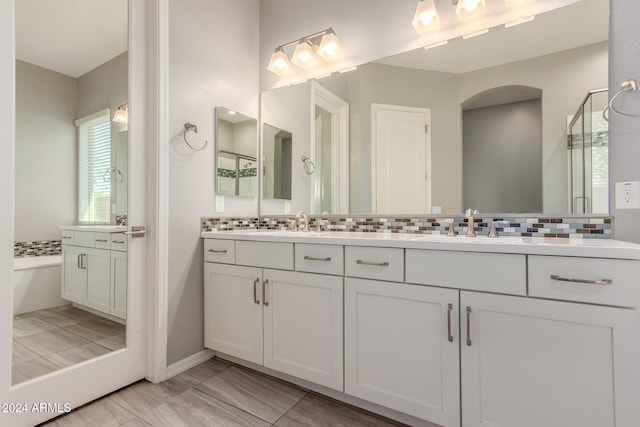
[413,0,487,32]
[112,103,128,124]
[267,28,342,75]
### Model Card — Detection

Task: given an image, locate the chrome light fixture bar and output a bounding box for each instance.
[267,28,342,75]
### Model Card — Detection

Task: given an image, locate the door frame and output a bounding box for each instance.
[0,1,159,424]
[370,103,432,214]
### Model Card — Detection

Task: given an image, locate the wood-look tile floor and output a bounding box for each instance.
[40,357,409,427]
[12,305,126,385]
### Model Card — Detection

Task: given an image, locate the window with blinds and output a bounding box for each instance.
[75,109,112,223]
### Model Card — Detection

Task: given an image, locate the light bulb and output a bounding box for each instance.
[292,41,317,68]
[318,31,343,60]
[464,0,479,11]
[412,0,439,32]
[419,11,434,25]
[267,48,292,75]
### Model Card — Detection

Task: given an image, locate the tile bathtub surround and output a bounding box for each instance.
[14,239,62,257]
[202,215,613,239]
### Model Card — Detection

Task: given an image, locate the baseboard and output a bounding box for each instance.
[165,349,215,379]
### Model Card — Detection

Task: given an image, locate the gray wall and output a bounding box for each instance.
[15,61,77,241]
[463,99,543,213]
[609,0,640,243]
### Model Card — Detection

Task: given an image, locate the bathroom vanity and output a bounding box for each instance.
[202,230,640,427]
[61,225,128,321]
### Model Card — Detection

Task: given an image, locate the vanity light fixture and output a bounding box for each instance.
[267,47,293,75]
[267,28,342,75]
[412,0,440,32]
[112,104,128,124]
[453,0,486,19]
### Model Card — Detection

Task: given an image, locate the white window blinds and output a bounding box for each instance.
[76,109,111,223]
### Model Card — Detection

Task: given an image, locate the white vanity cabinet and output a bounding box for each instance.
[204,241,344,390]
[460,291,640,427]
[61,228,127,320]
[345,277,460,426]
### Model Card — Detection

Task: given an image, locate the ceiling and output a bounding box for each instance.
[376,0,608,74]
[15,0,128,78]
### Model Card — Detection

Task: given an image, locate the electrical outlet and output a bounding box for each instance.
[615,182,640,209]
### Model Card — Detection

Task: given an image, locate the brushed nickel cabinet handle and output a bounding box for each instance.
[77,254,82,269]
[466,306,472,346]
[356,260,389,267]
[263,279,269,307]
[95,239,108,243]
[447,303,453,343]
[304,256,332,262]
[112,240,125,244]
[62,236,72,239]
[253,278,260,305]
[550,275,612,286]
[208,249,228,253]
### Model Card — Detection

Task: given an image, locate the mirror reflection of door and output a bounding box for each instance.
[262,124,292,200]
[13,0,128,385]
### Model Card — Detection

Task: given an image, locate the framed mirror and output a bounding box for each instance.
[259,0,608,216]
[215,106,258,198]
[13,0,128,385]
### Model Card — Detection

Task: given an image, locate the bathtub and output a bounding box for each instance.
[13,255,66,315]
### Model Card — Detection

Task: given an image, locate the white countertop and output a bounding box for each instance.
[201,229,640,260]
[61,225,127,232]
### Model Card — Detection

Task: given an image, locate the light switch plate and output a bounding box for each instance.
[615,181,640,209]
[215,195,225,212]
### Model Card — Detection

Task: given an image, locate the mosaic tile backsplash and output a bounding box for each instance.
[14,240,62,258]
[202,215,613,239]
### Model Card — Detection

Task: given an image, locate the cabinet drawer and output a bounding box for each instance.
[295,243,343,275]
[406,249,526,295]
[61,230,75,245]
[110,233,128,252]
[529,255,640,307]
[204,239,235,264]
[345,246,404,282]
[74,231,95,247]
[94,232,111,249]
[236,241,293,270]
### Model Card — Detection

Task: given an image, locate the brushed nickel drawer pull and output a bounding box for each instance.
[253,278,260,305]
[304,256,332,262]
[62,236,72,239]
[550,275,612,286]
[112,240,125,244]
[263,279,269,307]
[447,303,453,343]
[208,249,228,254]
[466,306,472,346]
[356,260,389,267]
[95,239,108,243]
[77,254,82,269]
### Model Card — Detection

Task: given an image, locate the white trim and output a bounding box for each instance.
[145,0,169,384]
[310,81,350,214]
[166,349,216,379]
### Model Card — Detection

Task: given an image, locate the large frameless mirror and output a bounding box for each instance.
[12,0,128,385]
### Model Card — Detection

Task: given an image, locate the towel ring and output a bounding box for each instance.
[183,122,208,151]
[301,155,315,175]
[609,80,640,118]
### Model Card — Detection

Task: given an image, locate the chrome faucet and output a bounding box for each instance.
[465,209,479,237]
[296,210,310,232]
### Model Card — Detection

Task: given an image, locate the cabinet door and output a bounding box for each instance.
[110,250,127,320]
[345,278,460,426]
[84,248,111,313]
[461,291,640,427]
[204,263,263,365]
[61,245,85,304]
[263,269,343,391]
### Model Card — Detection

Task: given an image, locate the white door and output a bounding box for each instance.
[345,278,460,426]
[372,104,431,214]
[461,291,640,427]
[263,269,343,391]
[204,263,264,365]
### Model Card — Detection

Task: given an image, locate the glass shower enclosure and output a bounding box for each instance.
[568,88,609,214]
